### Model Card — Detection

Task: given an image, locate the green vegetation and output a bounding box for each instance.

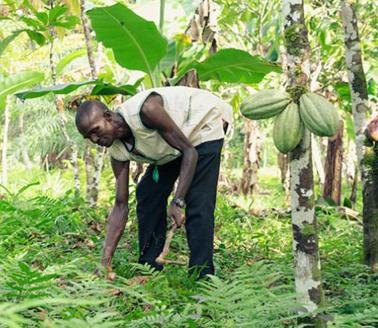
[0,168,376,327]
[1,0,377,326]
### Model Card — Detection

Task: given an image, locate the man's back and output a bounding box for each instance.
[108,86,232,165]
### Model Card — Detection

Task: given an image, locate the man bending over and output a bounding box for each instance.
[75,86,232,278]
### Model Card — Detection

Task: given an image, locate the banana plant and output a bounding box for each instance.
[17,2,281,99]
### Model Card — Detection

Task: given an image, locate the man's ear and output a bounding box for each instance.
[104,110,113,122]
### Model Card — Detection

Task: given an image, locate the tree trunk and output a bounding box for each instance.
[85,140,93,196]
[349,166,358,206]
[48,8,80,198]
[80,0,97,79]
[80,0,105,206]
[341,0,378,271]
[241,120,261,195]
[1,99,10,185]
[88,146,106,206]
[323,120,344,205]
[283,0,325,324]
[345,140,358,206]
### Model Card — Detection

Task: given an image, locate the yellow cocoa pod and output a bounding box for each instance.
[273,103,304,154]
[299,92,339,137]
[241,89,291,120]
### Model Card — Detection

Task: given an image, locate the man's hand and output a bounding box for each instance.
[94,261,116,280]
[167,204,185,227]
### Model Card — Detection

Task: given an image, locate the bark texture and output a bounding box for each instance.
[341,0,378,271]
[241,120,261,195]
[323,120,344,205]
[80,0,105,206]
[283,0,325,322]
[48,3,80,197]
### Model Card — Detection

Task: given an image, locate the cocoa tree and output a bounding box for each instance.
[323,120,344,205]
[340,0,378,272]
[282,0,325,324]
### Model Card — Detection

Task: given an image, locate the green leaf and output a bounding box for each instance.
[0,97,6,109]
[53,15,80,29]
[152,166,159,183]
[194,48,282,83]
[91,81,141,96]
[335,82,351,102]
[15,80,142,99]
[15,80,96,100]
[168,60,198,86]
[25,30,46,46]
[18,262,32,274]
[48,5,67,23]
[87,3,168,75]
[367,78,377,96]
[0,30,24,56]
[35,12,49,26]
[20,16,43,30]
[56,48,87,77]
[0,71,45,102]
[345,114,355,141]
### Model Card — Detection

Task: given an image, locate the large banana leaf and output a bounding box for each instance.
[195,48,282,83]
[91,79,142,96]
[87,3,167,75]
[16,81,97,99]
[0,71,45,108]
[16,80,139,100]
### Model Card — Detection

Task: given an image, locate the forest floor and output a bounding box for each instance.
[0,167,377,327]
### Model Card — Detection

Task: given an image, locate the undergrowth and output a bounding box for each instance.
[0,182,377,327]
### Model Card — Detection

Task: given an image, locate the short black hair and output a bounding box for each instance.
[75,100,108,127]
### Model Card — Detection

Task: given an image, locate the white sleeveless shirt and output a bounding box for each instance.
[108,86,232,165]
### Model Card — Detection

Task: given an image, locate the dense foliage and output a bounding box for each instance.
[1,0,377,327]
[0,176,377,327]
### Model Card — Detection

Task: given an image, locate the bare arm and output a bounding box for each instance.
[140,94,198,225]
[101,158,130,270]
[141,94,198,200]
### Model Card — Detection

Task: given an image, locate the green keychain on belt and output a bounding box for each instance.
[152,165,159,183]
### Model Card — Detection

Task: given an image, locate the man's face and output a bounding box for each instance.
[77,110,115,147]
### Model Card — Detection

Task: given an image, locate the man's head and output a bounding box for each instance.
[75,100,117,147]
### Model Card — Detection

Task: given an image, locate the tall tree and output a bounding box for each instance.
[341,0,378,271]
[241,120,261,195]
[282,0,325,324]
[323,120,344,205]
[79,0,105,206]
[48,0,80,197]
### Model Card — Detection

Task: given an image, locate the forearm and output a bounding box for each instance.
[101,203,129,267]
[174,147,198,199]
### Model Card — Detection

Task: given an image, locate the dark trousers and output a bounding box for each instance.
[136,139,223,278]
